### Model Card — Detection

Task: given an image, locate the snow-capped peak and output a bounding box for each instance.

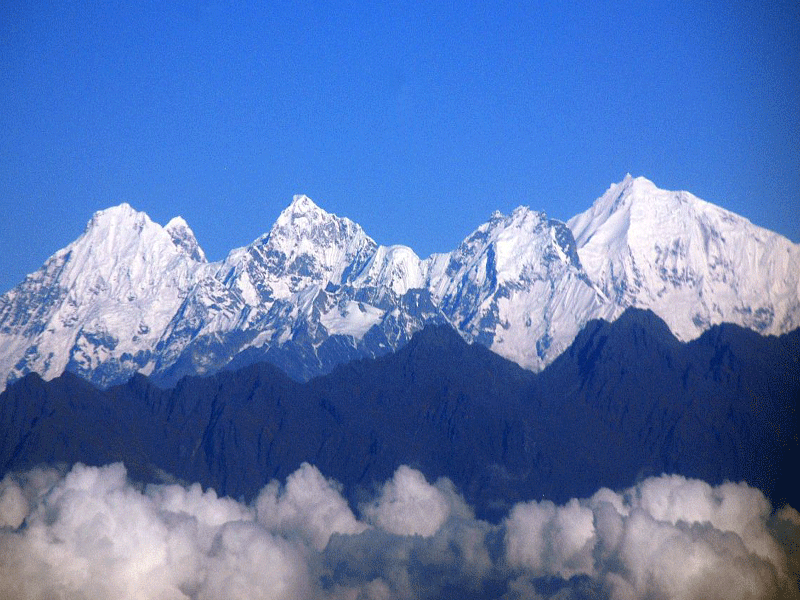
[0,203,204,389]
[268,194,369,247]
[2,179,798,393]
[166,216,207,262]
[287,193,319,213]
[443,204,579,286]
[71,204,205,282]
[426,203,610,370]
[568,175,655,246]
[352,244,426,298]
[568,176,800,339]
[90,201,139,218]
[76,204,169,269]
[85,202,150,233]
[208,195,378,310]
[273,194,336,231]
[165,215,189,232]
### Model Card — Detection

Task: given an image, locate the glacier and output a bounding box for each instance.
[1,177,798,390]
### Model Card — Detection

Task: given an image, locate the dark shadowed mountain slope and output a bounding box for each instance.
[1,309,797,519]
[534,308,800,507]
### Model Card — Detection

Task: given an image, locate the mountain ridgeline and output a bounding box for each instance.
[2,310,798,520]
[1,176,799,391]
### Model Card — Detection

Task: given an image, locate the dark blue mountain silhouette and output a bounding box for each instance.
[2,308,797,519]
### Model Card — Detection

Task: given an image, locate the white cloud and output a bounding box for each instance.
[0,463,796,600]
[255,462,367,550]
[627,475,784,569]
[198,521,312,600]
[608,508,780,600]
[0,463,306,600]
[361,465,470,537]
[0,465,64,528]
[504,497,595,579]
[0,476,28,529]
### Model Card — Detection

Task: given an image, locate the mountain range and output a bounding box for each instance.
[1,175,798,390]
[2,176,799,598]
[2,309,797,521]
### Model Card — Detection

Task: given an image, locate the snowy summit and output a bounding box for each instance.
[0,176,798,390]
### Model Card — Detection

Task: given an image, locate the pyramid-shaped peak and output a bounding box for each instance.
[569,175,773,249]
[606,174,658,200]
[272,194,338,228]
[86,203,154,233]
[290,194,320,211]
[91,202,141,220]
[257,194,374,258]
[272,193,366,232]
[625,175,659,193]
[568,175,670,239]
[277,194,329,220]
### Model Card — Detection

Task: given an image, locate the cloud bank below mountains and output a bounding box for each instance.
[0,463,797,600]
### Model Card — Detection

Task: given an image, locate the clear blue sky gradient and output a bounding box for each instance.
[2,1,798,293]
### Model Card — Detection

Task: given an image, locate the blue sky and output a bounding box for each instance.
[1,0,798,293]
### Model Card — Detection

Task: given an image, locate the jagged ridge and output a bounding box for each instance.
[2,310,797,517]
[1,177,798,389]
